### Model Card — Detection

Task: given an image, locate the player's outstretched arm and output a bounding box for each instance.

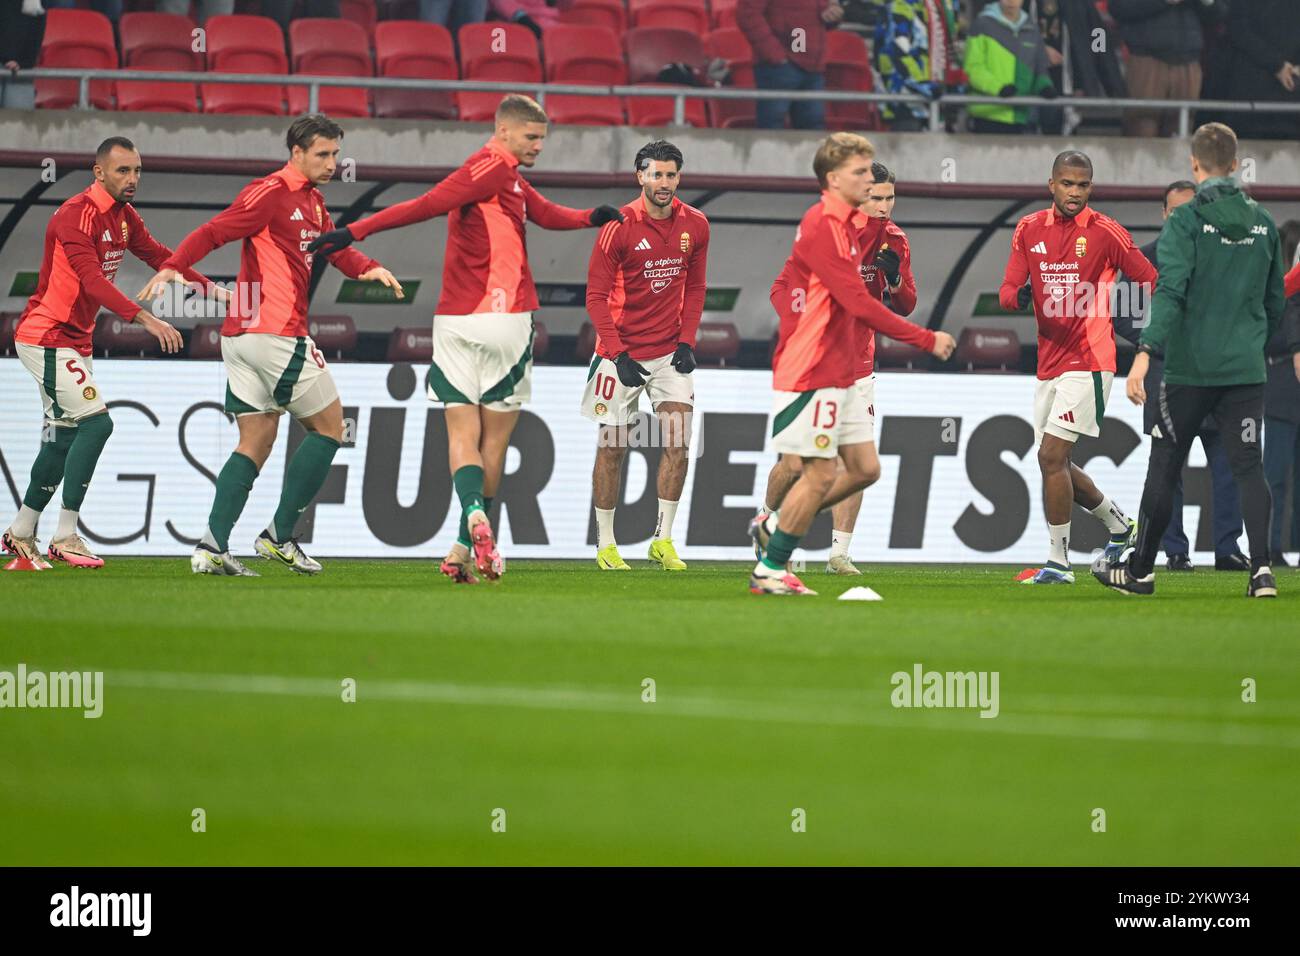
[355,266,404,299]
[521,179,618,230]
[125,207,217,296]
[585,219,629,357]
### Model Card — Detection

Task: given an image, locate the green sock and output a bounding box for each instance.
[60,413,113,511]
[22,425,76,512]
[207,452,259,552]
[454,463,485,524]
[272,433,340,541]
[762,529,800,571]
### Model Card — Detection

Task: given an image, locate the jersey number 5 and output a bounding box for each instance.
[64,359,87,385]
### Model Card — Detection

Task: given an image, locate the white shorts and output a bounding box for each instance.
[1034,370,1113,443]
[771,386,847,459]
[428,312,533,412]
[839,373,877,446]
[222,332,339,418]
[580,350,695,425]
[16,342,107,425]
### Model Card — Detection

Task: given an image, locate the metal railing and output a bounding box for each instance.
[15,67,1300,134]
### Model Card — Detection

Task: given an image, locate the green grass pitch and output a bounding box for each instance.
[2,558,1296,866]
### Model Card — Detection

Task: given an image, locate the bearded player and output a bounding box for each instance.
[3,137,199,570]
[1000,150,1156,584]
[309,95,623,583]
[583,140,709,571]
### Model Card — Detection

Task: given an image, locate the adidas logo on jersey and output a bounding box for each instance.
[1030,241,1048,254]
[634,238,652,251]
[1058,410,1076,423]
[289,208,305,221]
[101,230,112,242]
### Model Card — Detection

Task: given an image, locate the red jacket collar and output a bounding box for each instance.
[274,163,312,190]
[821,190,868,230]
[485,138,521,169]
[1046,203,1095,227]
[87,181,118,213]
[627,194,682,222]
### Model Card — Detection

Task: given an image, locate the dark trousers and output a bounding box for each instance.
[1132,383,1273,576]
[1264,416,1300,552]
[754,62,826,130]
[1160,429,1244,557]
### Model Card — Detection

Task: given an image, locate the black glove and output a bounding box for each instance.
[614,351,648,387]
[998,84,1017,98]
[671,343,696,374]
[874,247,901,287]
[1040,84,1059,100]
[307,226,354,255]
[1016,283,1033,311]
[590,205,624,226]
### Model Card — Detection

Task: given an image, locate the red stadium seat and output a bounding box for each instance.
[954,327,1021,373]
[711,0,738,29]
[35,9,117,111]
[543,25,627,125]
[560,0,627,33]
[704,28,755,128]
[340,0,377,35]
[188,323,224,359]
[694,322,741,367]
[456,90,517,123]
[625,28,709,127]
[307,314,358,360]
[120,12,202,70]
[546,94,625,125]
[288,19,374,118]
[823,31,883,132]
[116,69,200,113]
[459,22,542,82]
[629,0,709,34]
[374,20,457,120]
[94,314,161,357]
[387,326,432,363]
[874,334,930,372]
[202,14,287,115]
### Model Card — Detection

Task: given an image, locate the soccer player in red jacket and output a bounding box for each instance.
[999,150,1156,585]
[751,134,954,596]
[2,137,194,570]
[582,140,709,572]
[308,95,623,583]
[139,115,403,577]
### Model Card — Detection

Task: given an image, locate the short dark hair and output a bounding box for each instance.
[634,140,684,172]
[1052,149,1093,178]
[496,93,548,125]
[1191,122,1237,175]
[286,114,344,153]
[95,137,136,162]
[871,161,894,185]
[1163,180,1196,210]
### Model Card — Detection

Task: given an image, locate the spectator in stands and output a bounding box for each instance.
[964,0,1056,133]
[421,0,487,32]
[1109,0,1227,139]
[1221,0,1300,141]
[263,0,340,33]
[1263,220,1300,565]
[491,1,567,38]
[156,1,233,25]
[870,0,959,132]
[1033,0,1066,134]
[43,0,120,23]
[738,0,841,130]
[1,0,43,109]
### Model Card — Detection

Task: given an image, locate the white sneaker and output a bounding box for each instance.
[191,545,260,576]
[825,554,861,575]
[254,531,322,575]
[3,527,53,569]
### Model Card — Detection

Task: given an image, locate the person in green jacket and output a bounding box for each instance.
[964,0,1058,133]
[1096,122,1288,598]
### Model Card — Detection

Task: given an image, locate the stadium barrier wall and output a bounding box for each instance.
[1,358,1232,564]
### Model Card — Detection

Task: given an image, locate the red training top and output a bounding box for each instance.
[857,218,918,378]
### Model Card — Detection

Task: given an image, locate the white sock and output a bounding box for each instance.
[830,529,853,558]
[200,527,219,551]
[1090,495,1129,535]
[1048,522,1071,568]
[763,512,778,535]
[752,559,784,578]
[11,505,40,538]
[595,508,616,550]
[654,498,678,540]
[55,507,79,539]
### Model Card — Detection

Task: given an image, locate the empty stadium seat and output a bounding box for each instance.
[559,0,627,33]
[116,68,200,113]
[202,14,287,115]
[954,327,1021,372]
[307,314,358,359]
[188,323,224,359]
[543,25,627,126]
[629,0,709,33]
[625,28,710,127]
[339,0,377,34]
[288,19,374,118]
[711,0,738,29]
[704,28,755,128]
[824,31,883,132]
[694,322,741,367]
[121,12,202,70]
[459,22,542,82]
[36,9,117,111]
[387,326,432,363]
[457,90,519,123]
[874,334,930,371]
[94,314,161,357]
[373,20,457,120]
